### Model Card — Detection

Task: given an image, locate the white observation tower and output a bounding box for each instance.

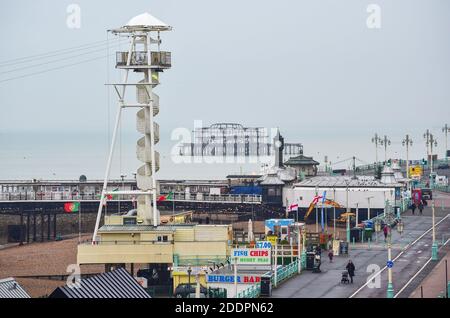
[92,13,172,241]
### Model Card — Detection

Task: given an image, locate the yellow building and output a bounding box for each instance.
[77,215,232,293]
[171,266,208,293]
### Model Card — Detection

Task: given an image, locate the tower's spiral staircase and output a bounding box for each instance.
[135,84,161,223]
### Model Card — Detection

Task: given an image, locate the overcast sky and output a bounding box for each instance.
[0,0,449,180]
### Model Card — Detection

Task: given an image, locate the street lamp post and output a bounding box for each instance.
[402,135,413,182]
[333,188,336,240]
[443,124,450,162]
[297,224,301,274]
[384,203,396,298]
[377,201,404,298]
[367,196,374,220]
[187,266,192,297]
[374,218,381,243]
[424,129,432,183]
[432,201,438,261]
[426,134,438,187]
[345,180,350,243]
[119,174,126,213]
[355,203,359,227]
[371,133,382,167]
[315,187,319,233]
[429,134,437,174]
[301,225,307,269]
[424,129,431,160]
[387,225,394,298]
[380,135,391,164]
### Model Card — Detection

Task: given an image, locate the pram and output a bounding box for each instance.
[341,271,350,284]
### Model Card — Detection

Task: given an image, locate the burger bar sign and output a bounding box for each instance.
[232,248,271,265]
[206,274,262,284]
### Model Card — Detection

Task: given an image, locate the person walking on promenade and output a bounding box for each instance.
[418,201,424,215]
[383,224,389,242]
[328,250,334,263]
[313,253,322,273]
[346,260,356,284]
[411,202,416,215]
[315,245,322,256]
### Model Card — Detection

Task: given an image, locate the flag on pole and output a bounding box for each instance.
[64,202,80,213]
[320,191,327,232]
[111,188,119,200]
[102,193,113,206]
[157,191,174,202]
[288,203,299,212]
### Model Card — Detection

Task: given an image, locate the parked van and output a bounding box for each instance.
[436,175,448,186]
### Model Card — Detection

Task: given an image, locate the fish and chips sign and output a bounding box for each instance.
[232,247,271,265]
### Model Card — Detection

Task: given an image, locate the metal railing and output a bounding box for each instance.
[164,192,262,204]
[79,240,173,246]
[0,192,107,201]
[236,259,300,298]
[236,283,261,298]
[116,51,171,67]
[434,184,450,193]
[0,191,262,204]
[272,259,299,286]
[355,158,449,174]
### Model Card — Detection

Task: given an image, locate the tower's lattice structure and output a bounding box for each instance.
[93,13,172,241]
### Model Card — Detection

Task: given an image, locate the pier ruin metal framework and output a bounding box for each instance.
[178,123,303,159]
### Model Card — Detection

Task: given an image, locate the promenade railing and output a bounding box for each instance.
[0,191,262,204]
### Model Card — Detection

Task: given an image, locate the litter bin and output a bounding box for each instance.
[364,228,374,240]
[260,275,272,297]
[350,228,362,242]
[306,252,316,270]
[339,241,349,255]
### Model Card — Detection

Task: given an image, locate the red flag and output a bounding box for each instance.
[157,192,174,202]
[64,202,79,213]
[102,194,113,206]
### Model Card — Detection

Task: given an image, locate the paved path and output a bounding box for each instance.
[271,209,450,298]
[409,248,450,298]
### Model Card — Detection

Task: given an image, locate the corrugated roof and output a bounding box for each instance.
[294,176,402,188]
[258,174,285,185]
[226,175,262,179]
[49,268,150,298]
[285,155,319,166]
[0,278,30,298]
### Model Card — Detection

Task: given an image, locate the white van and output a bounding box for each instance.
[436,175,448,186]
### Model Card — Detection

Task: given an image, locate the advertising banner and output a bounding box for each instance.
[231,248,271,265]
[206,274,262,284]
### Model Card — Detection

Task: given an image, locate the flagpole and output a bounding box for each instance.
[320,191,327,233]
[315,188,319,233]
[78,201,81,244]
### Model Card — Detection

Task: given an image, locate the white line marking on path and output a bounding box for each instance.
[394,237,450,298]
[349,214,450,298]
